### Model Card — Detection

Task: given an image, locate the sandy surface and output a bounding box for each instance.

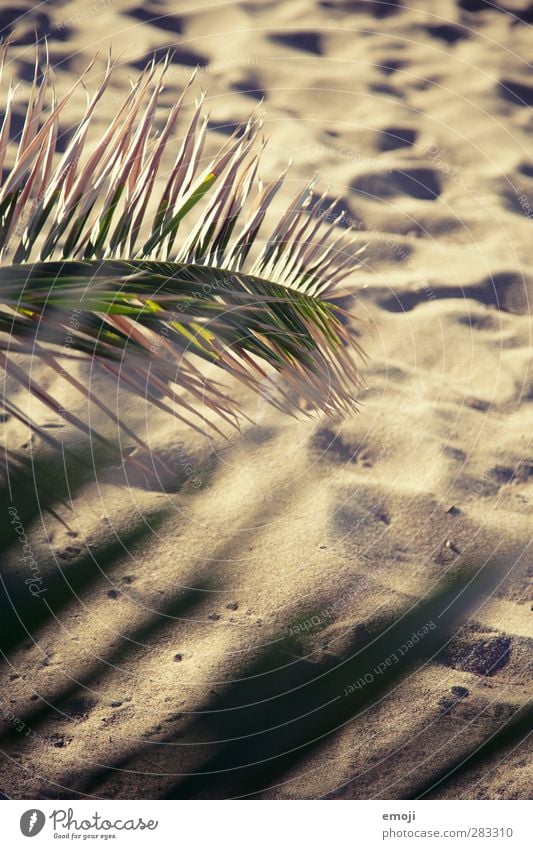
[0,0,532,799]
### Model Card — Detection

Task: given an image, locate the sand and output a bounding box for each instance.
[0,0,531,799]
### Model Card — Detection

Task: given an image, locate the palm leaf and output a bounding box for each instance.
[0,44,364,445]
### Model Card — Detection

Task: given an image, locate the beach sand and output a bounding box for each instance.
[0,0,531,799]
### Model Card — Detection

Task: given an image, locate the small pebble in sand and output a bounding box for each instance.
[226,601,239,610]
[173,654,183,662]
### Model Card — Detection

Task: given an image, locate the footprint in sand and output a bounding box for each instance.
[129,46,208,72]
[378,126,417,151]
[232,76,266,101]
[499,78,533,107]
[377,271,532,315]
[125,6,184,34]
[269,31,323,55]
[424,23,468,45]
[319,0,402,18]
[312,427,374,467]
[458,0,533,24]
[377,57,405,76]
[0,5,56,44]
[442,635,513,677]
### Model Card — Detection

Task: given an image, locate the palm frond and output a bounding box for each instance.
[0,44,365,446]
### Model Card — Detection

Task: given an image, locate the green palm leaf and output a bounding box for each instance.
[0,44,365,445]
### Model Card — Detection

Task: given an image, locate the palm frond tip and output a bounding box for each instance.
[0,44,365,443]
